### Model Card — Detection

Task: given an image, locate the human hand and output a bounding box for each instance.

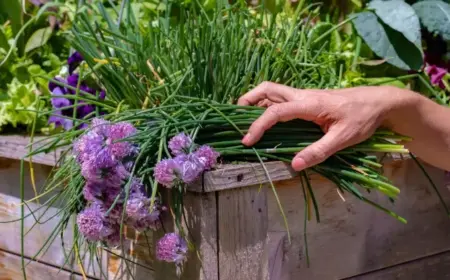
[238,82,418,171]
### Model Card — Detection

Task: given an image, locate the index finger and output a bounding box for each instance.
[237,81,298,106]
[242,99,323,146]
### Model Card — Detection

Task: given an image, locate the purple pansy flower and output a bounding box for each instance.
[68,51,83,74]
[48,74,106,130]
[50,87,71,109]
[48,113,73,131]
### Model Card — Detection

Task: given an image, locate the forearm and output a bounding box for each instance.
[383,89,450,170]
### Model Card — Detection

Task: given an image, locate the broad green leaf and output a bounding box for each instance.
[368,0,422,50]
[24,27,53,54]
[413,0,450,40]
[0,0,23,53]
[352,11,423,70]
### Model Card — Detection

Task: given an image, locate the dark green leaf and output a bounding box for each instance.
[413,0,450,40]
[0,0,23,54]
[352,11,423,70]
[24,27,53,54]
[0,27,8,51]
[369,0,422,50]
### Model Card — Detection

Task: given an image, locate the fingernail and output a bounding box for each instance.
[292,157,307,171]
[242,133,251,145]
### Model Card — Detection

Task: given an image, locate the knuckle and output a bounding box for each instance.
[266,105,282,118]
[260,81,274,91]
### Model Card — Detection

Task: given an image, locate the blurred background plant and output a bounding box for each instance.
[2,0,450,131]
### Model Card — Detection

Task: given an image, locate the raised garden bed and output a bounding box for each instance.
[0,135,450,280]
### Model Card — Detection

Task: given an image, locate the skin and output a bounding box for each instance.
[238,82,450,171]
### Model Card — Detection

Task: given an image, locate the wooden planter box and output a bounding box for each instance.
[1,135,450,280]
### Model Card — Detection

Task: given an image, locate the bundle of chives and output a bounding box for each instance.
[113,101,409,225]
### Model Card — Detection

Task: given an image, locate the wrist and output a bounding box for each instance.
[379,86,423,130]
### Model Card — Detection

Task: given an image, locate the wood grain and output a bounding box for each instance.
[217,184,269,280]
[266,159,450,280]
[0,158,155,280]
[347,250,450,280]
[153,190,219,280]
[189,154,410,193]
[0,135,65,166]
[267,231,289,280]
[0,249,87,280]
[182,191,219,280]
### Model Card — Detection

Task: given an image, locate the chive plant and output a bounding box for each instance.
[13,1,448,277]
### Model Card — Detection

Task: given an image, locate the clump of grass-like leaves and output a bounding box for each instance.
[13,1,448,278]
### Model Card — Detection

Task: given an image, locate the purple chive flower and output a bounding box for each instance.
[74,131,103,163]
[154,158,181,188]
[68,51,83,74]
[168,133,192,156]
[74,119,137,182]
[82,182,104,202]
[81,160,129,185]
[156,233,188,264]
[194,145,220,170]
[82,181,122,203]
[126,194,162,231]
[175,154,205,184]
[104,227,121,247]
[426,64,448,89]
[108,122,138,159]
[77,203,115,242]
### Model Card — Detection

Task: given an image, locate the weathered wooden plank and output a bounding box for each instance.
[0,158,155,280]
[189,154,409,193]
[266,159,450,280]
[0,249,86,280]
[153,190,219,280]
[267,231,289,280]
[348,250,450,280]
[217,184,269,280]
[190,161,297,192]
[0,135,65,166]
[182,191,219,280]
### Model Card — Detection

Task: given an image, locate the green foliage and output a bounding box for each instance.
[0,78,46,131]
[368,0,422,50]
[413,0,450,40]
[0,1,71,132]
[0,0,24,54]
[25,27,54,53]
[352,11,423,70]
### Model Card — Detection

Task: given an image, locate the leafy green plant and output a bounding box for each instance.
[0,1,72,132]
[15,2,448,278]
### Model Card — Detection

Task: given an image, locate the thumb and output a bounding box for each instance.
[291,128,348,171]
